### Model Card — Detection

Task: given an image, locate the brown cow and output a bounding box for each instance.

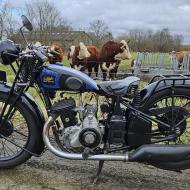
[33,42,64,64]
[67,45,76,68]
[48,44,64,64]
[71,42,100,77]
[99,40,131,80]
[170,51,190,69]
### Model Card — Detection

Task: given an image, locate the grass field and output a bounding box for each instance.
[58,52,136,71]
[0,52,137,82]
[0,53,136,114]
[1,53,190,144]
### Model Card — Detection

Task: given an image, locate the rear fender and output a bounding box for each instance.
[0,82,45,154]
[140,80,190,105]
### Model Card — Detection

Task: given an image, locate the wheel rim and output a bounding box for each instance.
[0,102,29,161]
[146,95,190,144]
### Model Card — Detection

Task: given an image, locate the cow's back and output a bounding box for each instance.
[87,46,99,61]
[99,41,121,62]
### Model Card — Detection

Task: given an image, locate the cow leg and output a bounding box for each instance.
[101,71,106,81]
[109,69,115,80]
[108,63,117,80]
[114,66,119,79]
[101,62,109,81]
[94,64,99,77]
[88,67,92,77]
[70,64,74,68]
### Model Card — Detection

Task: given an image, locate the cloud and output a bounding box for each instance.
[7,0,190,43]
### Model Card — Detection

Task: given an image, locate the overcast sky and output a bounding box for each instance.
[8,0,190,44]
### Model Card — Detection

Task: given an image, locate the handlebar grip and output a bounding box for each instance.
[50,49,60,56]
[2,51,18,57]
[34,50,48,62]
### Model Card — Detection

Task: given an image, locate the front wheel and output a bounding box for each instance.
[0,93,41,168]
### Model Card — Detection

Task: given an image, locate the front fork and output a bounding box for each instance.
[0,59,26,118]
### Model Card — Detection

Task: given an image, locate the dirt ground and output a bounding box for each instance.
[0,151,190,190]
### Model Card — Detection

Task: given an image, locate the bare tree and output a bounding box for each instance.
[0,1,16,39]
[117,28,184,52]
[173,34,183,51]
[88,19,112,47]
[25,0,72,43]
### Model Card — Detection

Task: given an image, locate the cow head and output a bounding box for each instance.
[77,42,91,60]
[48,44,64,64]
[34,41,42,47]
[71,45,86,71]
[114,40,131,61]
[68,45,76,66]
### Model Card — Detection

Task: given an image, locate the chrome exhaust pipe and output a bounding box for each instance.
[43,116,129,161]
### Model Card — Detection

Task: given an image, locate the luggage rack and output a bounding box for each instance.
[142,74,190,106]
[148,74,190,85]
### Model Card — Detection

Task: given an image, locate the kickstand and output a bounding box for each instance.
[93,160,105,185]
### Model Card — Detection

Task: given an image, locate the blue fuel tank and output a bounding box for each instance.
[40,64,99,92]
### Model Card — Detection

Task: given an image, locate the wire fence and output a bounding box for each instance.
[70,52,190,81]
[134,52,190,76]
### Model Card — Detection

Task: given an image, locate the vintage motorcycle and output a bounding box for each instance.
[1,16,190,180]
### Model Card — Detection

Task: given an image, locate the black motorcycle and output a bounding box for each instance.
[0,16,190,181]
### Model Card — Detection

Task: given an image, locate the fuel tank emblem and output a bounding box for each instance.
[43,75,55,84]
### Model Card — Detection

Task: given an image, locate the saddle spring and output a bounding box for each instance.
[132,89,141,108]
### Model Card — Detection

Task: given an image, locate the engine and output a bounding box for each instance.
[62,104,105,151]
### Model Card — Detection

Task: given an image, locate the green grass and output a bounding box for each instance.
[0,63,47,113]
[60,52,136,71]
[0,52,137,97]
[0,52,136,79]
[0,54,136,116]
[119,52,136,71]
[1,55,190,143]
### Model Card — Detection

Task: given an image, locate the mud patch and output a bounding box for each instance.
[0,152,190,190]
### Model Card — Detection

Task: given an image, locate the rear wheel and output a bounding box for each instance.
[143,88,190,144]
[0,93,41,168]
[142,88,190,170]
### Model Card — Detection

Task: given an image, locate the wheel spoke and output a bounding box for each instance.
[0,100,29,160]
[148,95,190,144]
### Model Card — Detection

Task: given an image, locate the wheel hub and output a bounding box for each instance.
[0,118,14,138]
[158,106,188,136]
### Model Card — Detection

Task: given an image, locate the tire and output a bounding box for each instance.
[0,93,42,168]
[142,87,190,142]
[142,87,190,111]
[142,87,190,170]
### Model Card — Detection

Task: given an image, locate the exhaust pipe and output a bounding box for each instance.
[129,144,190,163]
[43,116,129,161]
[43,117,190,164]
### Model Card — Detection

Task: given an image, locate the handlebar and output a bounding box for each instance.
[2,51,19,57]
[34,45,60,56]
[19,48,48,64]
[33,50,48,63]
[18,44,60,65]
[49,49,60,56]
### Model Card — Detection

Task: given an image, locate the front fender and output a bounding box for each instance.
[140,79,190,105]
[0,82,45,154]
